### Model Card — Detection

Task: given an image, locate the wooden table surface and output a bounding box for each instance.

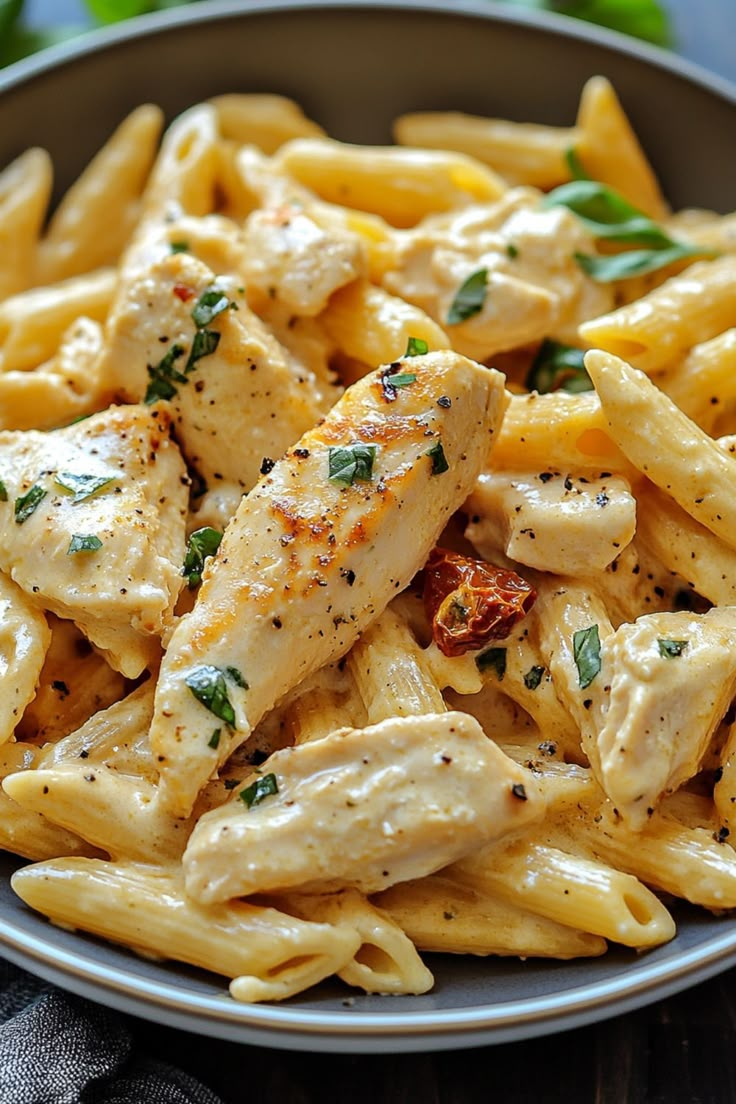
[11,2,736,1101]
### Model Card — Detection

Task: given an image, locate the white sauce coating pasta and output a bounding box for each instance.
[2,78,736,1003]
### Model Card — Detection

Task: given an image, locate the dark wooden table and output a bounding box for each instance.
[11,1,736,1101]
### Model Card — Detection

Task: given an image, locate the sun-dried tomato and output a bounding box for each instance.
[423,547,537,657]
[173,284,194,302]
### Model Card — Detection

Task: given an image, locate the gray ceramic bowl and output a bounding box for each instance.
[1,0,736,1053]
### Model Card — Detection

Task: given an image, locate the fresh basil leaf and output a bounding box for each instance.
[185,665,237,727]
[526,338,593,393]
[564,146,589,181]
[182,526,222,588]
[476,647,507,680]
[574,243,701,282]
[144,343,187,403]
[191,287,230,328]
[169,240,190,254]
[405,336,428,357]
[524,664,545,690]
[225,666,248,689]
[573,624,601,689]
[240,772,279,809]
[328,443,377,486]
[426,441,449,475]
[55,472,114,503]
[447,268,488,325]
[0,478,7,502]
[185,328,220,373]
[68,533,103,554]
[14,484,46,524]
[384,372,416,389]
[657,638,689,658]
[208,728,221,749]
[506,242,519,259]
[544,179,676,247]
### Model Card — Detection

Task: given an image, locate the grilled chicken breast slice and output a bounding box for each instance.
[184,711,544,903]
[151,350,507,815]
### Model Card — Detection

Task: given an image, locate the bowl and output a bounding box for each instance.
[1,0,736,1053]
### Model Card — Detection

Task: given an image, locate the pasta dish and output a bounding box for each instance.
[1,77,735,1003]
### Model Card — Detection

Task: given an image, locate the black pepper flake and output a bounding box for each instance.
[714,767,724,783]
[539,472,554,483]
[715,826,731,843]
[340,568,356,586]
[564,476,574,491]
[596,492,609,507]
[538,741,557,757]
[511,783,528,801]
[437,396,452,409]
[51,680,70,698]
[583,698,592,710]
[260,457,276,475]
[293,448,310,459]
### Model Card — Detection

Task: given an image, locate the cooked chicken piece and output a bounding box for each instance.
[466,469,636,575]
[382,189,613,360]
[95,251,334,504]
[0,572,50,745]
[184,711,544,903]
[596,607,736,827]
[0,405,187,677]
[151,351,506,815]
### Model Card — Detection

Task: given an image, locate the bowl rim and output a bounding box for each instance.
[1,0,735,106]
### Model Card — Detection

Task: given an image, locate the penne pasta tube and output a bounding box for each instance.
[586,350,736,552]
[393,112,580,189]
[449,838,675,948]
[575,76,668,220]
[3,764,193,863]
[11,859,360,1003]
[373,873,607,958]
[273,888,433,995]
[209,93,325,152]
[0,148,52,300]
[580,256,736,374]
[36,105,164,285]
[0,268,116,374]
[714,719,736,834]
[275,137,506,227]
[0,572,51,745]
[657,329,736,433]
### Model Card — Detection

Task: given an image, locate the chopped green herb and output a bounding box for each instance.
[225,666,249,689]
[185,665,237,727]
[506,242,519,259]
[144,343,187,403]
[208,728,221,749]
[476,647,507,680]
[526,339,593,394]
[328,443,378,486]
[573,624,602,689]
[574,244,702,283]
[657,638,689,658]
[404,336,429,357]
[384,372,416,389]
[169,240,190,254]
[240,772,279,809]
[185,328,220,373]
[544,179,680,247]
[0,479,7,502]
[14,484,46,524]
[524,665,545,690]
[68,533,103,555]
[564,146,589,181]
[55,472,114,503]
[191,287,230,328]
[426,441,449,475]
[182,526,223,588]
[447,268,488,325]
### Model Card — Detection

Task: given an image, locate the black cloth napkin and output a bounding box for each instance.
[0,960,223,1104]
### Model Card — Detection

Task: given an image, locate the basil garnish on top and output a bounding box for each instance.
[328,443,377,486]
[191,288,230,329]
[404,336,428,357]
[658,638,688,658]
[145,343,187,404]
[447,268,488,324]
[182,527,223,588]
[14,485,46,524]
[0,479,7,503]
[476,647,507,680]
[68,533,103,555]
[526,339,593,394]
[55,472,114,503]
[240,772,279,809]
[185,665,240,727]
[544,168,708,282]
[573,624,602,689]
